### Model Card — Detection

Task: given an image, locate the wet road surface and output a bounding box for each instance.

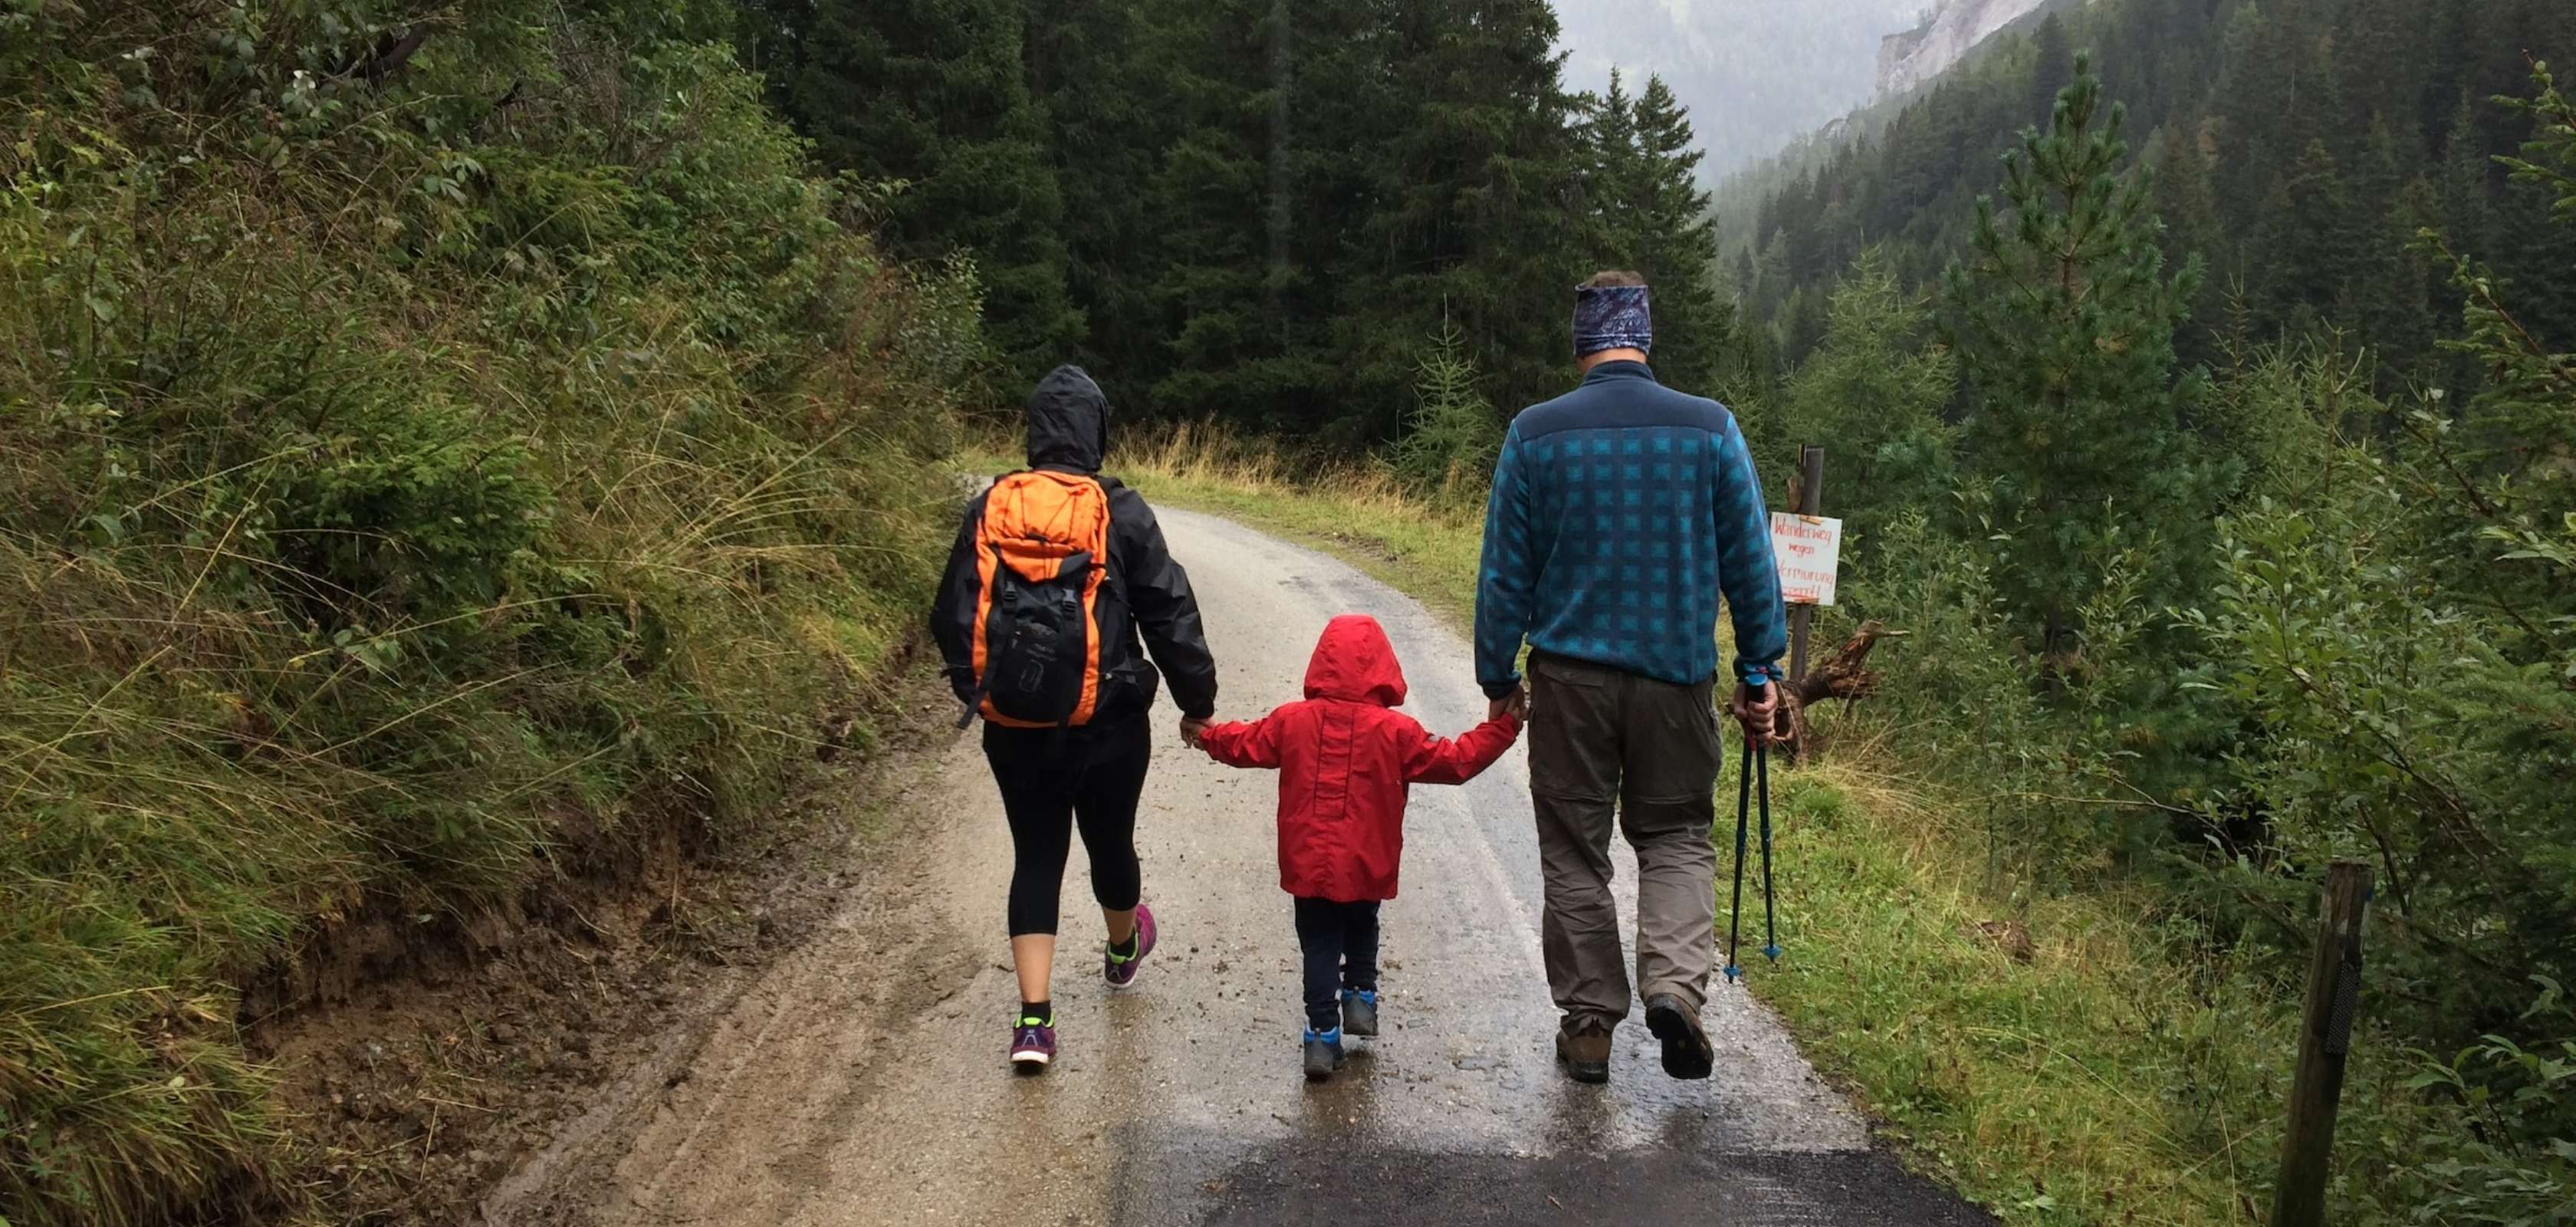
[485,506,1993,1227]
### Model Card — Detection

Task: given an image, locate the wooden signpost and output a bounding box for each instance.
[2271,860,2373,1227]
[1775,445,1835,682]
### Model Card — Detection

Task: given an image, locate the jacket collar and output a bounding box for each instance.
[1579,359,1659,387]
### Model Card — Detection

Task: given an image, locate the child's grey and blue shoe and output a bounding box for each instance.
[1339,988,1379,1037]
[1302,1026,1346,1081]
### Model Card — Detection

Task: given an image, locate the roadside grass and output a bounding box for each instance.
[3,26,975,1225]
[1049,426,2294,1227]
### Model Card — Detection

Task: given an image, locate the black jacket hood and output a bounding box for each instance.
[1026,364,1109,472]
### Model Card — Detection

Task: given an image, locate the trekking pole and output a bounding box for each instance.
[1756,742,1781,964]
[1723,738,1753,984]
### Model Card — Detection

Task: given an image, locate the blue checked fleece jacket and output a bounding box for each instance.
[1474,360,1788,699]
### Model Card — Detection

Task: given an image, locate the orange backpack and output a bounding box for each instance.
[964,470,1112,729]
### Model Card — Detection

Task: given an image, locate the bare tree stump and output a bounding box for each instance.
[1776,620,1907,765]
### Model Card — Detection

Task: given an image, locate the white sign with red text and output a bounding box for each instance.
[1770,513,1842,607]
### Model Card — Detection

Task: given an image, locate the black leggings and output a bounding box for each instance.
[984,719,1152,936]
[1293,897,1382,1031]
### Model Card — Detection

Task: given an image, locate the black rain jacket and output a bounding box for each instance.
[930,366,1220,729]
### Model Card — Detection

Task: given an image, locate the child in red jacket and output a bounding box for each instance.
[1196,614,1522,1081]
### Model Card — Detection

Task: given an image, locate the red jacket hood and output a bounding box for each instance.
[1303,614,1407,707]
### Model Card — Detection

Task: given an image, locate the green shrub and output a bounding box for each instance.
[0,7,984,1224]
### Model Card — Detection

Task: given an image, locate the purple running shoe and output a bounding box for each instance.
[1009,1016,1056,1073]
[1103,903,1158,990]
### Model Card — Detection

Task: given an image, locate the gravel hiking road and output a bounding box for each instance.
[482,505,1994,1227]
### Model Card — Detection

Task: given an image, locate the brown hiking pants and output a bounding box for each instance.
[1526,652,1722,1021]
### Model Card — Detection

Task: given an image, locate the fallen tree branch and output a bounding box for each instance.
[1779,620,1909,765]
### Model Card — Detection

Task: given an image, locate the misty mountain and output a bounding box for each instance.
[1550,0,1926,178]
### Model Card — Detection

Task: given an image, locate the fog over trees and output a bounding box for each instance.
[1549,0,1925,177]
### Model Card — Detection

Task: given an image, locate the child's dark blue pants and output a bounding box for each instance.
[1293,896,1381,1031]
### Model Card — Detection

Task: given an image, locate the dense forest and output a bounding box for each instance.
[1687,0,2576,1218]
[732,0,1727,449]
[1714,0,2575,383]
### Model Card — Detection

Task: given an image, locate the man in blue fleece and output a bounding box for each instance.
[1474,270,1788,1085]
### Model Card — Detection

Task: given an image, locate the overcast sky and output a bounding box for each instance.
[1549,0,1927,178]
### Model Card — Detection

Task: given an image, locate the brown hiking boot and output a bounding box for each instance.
[1555,1015,1612,1084]
[1644,994,1715,1080]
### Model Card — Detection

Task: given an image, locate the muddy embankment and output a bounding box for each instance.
[238,649,971,1227]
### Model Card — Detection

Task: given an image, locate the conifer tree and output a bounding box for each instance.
[1026,0,1177,385]
[1148,0,1381,433]
[1783,250,1959,552]
[2029,14,2074,127]
[1336,0,1582,441]
[774,0,1083,377]
[2150,120,2226,354]
[2417,61,2576,614]
[1590,74,1727,391]
[2257,138,2363,332]
[2438,95,2492,263]
[2347,117,2436,377]
[2334,0,2422,157]
[1942,53,2208,654]
[1582,67,1640,232]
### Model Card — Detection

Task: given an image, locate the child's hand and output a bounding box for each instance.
[1178,715,1211,749]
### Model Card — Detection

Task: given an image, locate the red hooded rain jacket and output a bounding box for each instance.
[1199,614,1520,902]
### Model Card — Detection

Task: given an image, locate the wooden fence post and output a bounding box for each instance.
[1786,444,1825,683]
[2271,860,2373,1227]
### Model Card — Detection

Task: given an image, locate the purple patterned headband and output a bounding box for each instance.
[1572,285,1653,357]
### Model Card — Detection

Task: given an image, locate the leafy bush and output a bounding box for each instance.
[1753,56,2575,1227]
[0,6,984,1223]
[2382,985,2576,1225]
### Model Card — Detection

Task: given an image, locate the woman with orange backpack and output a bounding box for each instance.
[929,365,1219,1073]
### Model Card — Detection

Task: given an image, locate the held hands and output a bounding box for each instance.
[1487,683,1530,724]
[1728,681,1782,747]
[1178,715,1211,749]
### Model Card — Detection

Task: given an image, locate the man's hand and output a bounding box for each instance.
[1488,683,1529,723]
[1178,715,1211,748]
[1728,681,1779,745]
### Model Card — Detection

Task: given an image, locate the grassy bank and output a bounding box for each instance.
[1056,430,2351,1226]
[2,15,978,1225]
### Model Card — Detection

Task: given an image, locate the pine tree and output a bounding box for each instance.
[2029,13,2075,127]
[1618,75,1727,391]
[2417,61,2576,610]
[2347,117,2435,380]
[1148,0,1303,430]
[775,0,1083,378]
[2438,95,2492,264]
[2334,0,2423,159]
[1942,54,2209,654]
[1025,0,1178,388]
[2417,0,2475,147]
[1782,250,1959,552]
[2256,138,2363,334]
[1335,0,1584,442]
[2150,118,2226,356]
[1582,67,1640,241]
